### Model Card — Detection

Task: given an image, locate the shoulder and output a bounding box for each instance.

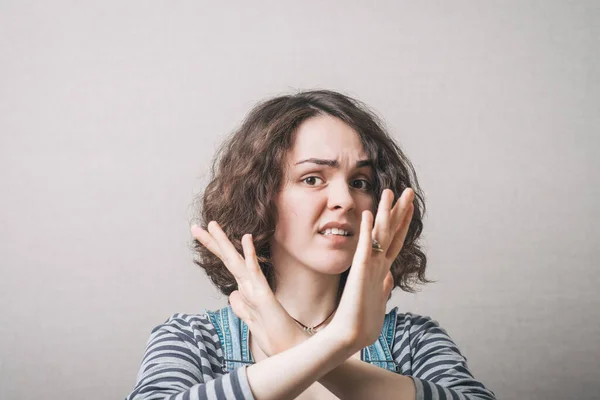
[391,308,445,334]
[387,307,441,332]
[388,307,460,352]
[390,307,447,333]
[153,312,215,333]
[148,312,220,351]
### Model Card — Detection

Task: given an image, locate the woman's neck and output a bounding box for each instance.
[272,268,341,329]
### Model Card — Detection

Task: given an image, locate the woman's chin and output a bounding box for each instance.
[288,251,353,275]
[313,259,353,275]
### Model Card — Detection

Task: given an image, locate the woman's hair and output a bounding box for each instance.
[191,89,431,300]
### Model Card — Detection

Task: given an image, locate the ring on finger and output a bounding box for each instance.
[371,239,385,253]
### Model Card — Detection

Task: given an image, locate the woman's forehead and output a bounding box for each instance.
[288,115,367,161]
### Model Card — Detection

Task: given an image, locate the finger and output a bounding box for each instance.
[241,234,262,275]
[373,189,394,245]
[206,221,247,278]
[386,188,413,244]
[191,224,224,259]
[386,202,414,259]
[389,188,414,235]
[353,210,374,267]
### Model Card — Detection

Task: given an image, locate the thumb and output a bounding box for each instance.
[229,290,251,322]
[383,271,394,298]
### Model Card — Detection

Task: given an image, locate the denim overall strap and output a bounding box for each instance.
[204,305,252,373]
[362,307,399,372]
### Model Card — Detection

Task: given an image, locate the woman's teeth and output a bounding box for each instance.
[319,228,350,236]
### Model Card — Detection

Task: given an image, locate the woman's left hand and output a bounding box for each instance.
[191,223,303,357]
[325,188,415,352]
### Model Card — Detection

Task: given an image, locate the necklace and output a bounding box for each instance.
[291,308,337,335]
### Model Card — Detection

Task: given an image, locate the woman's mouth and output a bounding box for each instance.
[318,228,353,246]
[318,228,351,236]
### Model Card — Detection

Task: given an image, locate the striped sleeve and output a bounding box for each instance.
[125,314,255,400]
[393,313,496,400]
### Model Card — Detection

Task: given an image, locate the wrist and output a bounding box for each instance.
[316,324,357,359]
[267,323,311,355]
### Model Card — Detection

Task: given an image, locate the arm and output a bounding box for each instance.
[125,314,256,400]
[125,313,357,400]
[284,314,496,400]
[401,315,496,399]
[245,326,354,400]
[318,357,416,400]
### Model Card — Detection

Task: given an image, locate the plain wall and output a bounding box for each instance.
[1,1,598,399]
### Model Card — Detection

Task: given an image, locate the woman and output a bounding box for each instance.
[125,90,496,399]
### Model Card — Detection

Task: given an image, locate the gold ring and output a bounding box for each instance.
[371,239,384,252]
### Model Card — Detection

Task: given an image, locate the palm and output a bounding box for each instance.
[191,223,302,356]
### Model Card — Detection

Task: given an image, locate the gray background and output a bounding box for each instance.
[1,1,598,399]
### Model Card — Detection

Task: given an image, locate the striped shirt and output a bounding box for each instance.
[125,309,496,399]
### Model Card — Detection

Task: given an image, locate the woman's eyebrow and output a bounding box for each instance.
[294,158,373,168]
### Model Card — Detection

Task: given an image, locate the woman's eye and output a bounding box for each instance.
[302,176,323,186]
[351,179,372,190]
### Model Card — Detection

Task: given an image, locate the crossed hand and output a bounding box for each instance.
[191,188,415,357]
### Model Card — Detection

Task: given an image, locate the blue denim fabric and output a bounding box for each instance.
[204,305,399,373]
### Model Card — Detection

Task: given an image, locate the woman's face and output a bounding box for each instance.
[271,114,375,275]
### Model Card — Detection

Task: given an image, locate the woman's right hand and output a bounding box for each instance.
[326,188,415,352]
[191,222,305,357]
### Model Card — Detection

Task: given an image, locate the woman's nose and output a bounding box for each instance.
[327,181,355,212]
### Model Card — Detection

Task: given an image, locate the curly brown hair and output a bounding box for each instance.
[191,89,432,301]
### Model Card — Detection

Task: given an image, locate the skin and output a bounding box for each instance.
[192,115,416,399]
